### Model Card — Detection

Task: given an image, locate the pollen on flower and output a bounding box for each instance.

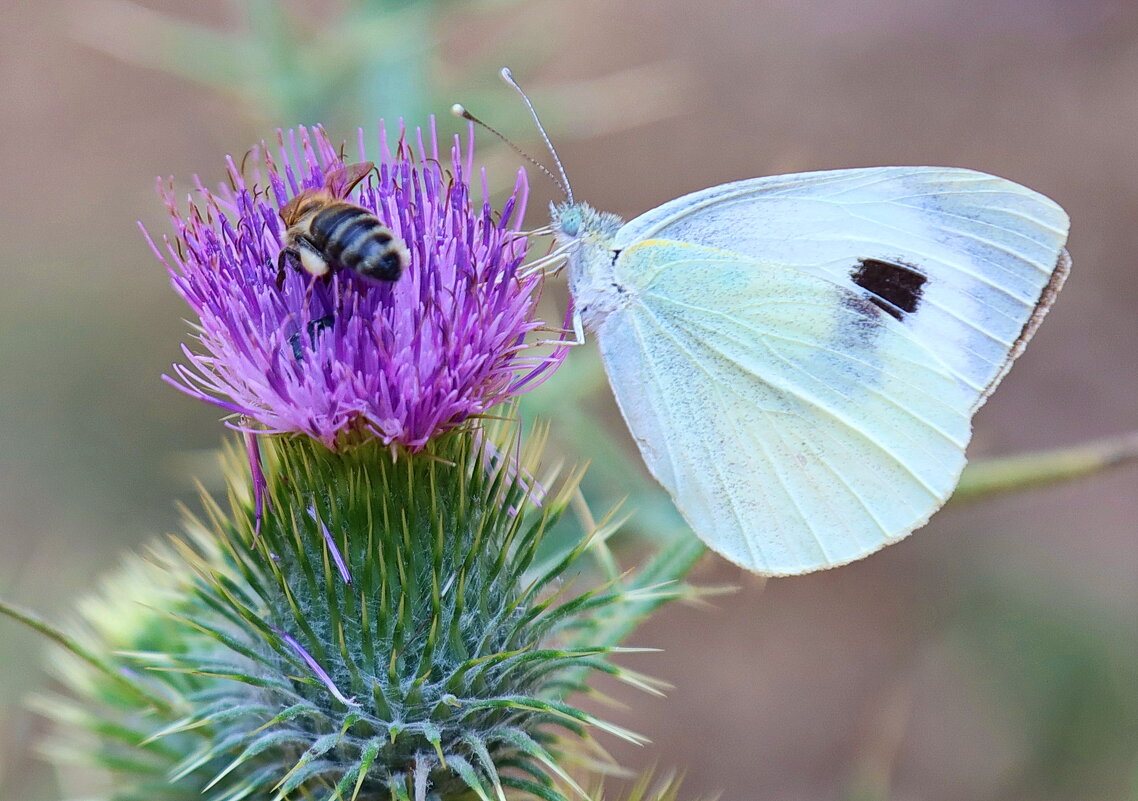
[149,122,566,450]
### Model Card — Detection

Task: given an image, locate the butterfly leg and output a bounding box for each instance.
[519,247,571,279]
[572,309,585,345]
[529,309,586,348]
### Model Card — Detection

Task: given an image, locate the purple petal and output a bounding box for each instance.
[274,627,357,706]
[307,505,352,585]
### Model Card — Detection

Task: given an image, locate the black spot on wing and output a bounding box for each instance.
[851,258,927,321]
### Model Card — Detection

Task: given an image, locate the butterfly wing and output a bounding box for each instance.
[596,239,976,575]
[611,167,1070,405]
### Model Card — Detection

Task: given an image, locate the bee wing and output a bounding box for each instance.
[279,190,310,225]
[326,161,376,198]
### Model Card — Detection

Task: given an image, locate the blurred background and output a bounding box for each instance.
[2,0,1137,799]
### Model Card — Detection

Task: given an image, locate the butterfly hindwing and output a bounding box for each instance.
[596,239,975,575]
[611,167,1070,406]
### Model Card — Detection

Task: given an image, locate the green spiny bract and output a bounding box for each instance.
[37,427,679,801]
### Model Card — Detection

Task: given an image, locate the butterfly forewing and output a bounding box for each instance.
[596,240,974,575]
[611,167,1070,407]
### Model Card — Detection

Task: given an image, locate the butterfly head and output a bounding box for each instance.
[551,202,623,248]
[551,202,628,335]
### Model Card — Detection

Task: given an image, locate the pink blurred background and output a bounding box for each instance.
[2,1,1137,799]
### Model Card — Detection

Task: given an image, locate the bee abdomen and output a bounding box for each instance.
[309,203,405,281]
[345,234,406,280]
[309,204,374,255]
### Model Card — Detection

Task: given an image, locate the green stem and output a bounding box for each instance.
[953,431,1138,503]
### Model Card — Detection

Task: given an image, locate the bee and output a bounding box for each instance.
[277,162,409,283]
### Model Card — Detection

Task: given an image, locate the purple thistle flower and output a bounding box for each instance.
[148,122,565,450]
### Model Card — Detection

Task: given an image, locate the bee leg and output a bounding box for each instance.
[277,247,302,289]
[294,237,331,278]
[287,314,335,361]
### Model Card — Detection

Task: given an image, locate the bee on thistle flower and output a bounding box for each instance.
[151,122,567,451]
[277,160,410,284]
[0,90,724,801]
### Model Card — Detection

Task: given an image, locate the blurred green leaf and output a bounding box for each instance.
[68,0,695,157]
[952,580,1138,797]
[69,0,442,127]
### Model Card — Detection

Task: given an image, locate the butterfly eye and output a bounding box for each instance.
[554,205,581,238]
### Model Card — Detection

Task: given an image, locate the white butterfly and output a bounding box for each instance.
[492,71,1071,577]
[552,168,1069,576]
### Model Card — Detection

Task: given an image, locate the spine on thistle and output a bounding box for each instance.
[21,122,694,801]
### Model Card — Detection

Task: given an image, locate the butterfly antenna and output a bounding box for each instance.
[451,99,571,203]
[498,67,573,207]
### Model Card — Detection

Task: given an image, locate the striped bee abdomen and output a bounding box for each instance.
[309,202,407,281]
